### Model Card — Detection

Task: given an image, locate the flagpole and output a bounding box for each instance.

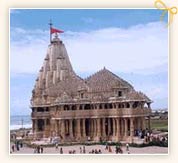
[48,19,53,43]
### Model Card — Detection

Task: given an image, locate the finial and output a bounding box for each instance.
[48,19,53,27]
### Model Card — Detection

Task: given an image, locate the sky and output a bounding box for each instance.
[10,9,168,116]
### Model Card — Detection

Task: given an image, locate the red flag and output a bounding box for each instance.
[50,27,64,34]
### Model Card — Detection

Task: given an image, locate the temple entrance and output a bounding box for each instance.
[37,119,44,131]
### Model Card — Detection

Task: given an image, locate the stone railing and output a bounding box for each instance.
[31,112,50,118]
[52,108,151,119]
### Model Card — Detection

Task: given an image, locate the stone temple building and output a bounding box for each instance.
[31,34,152,143]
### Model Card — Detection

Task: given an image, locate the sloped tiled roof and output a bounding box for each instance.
[46,75,88,97]
[125,91,152,102]
[85,67,133,92]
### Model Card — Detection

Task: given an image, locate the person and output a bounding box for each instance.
[119,146,123,154]
[37,146,40,153]
[55,143,59,150]
[105,143,108,150]
[94,149,98,154]
[115,146,119,154]
[126,143,129,152]
[87,136,91,141]
[108,146,112,152]
[79,147,82,153]
[20,141,23,148]
[16,143,20,151]
[60,147,63,154]
[40,146,43,153]
[34,147,37,153]
[11,144,15,152]
[83,146,86,154]
[98,149,102,154]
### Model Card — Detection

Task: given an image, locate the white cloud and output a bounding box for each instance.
[10,21,168,75]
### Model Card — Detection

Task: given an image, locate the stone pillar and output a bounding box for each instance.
[93,119,97,138]
[34,119,38,139]
[124,118,128,137]
[120,118,124,137]
[90,119,93,138]
[61,120,65,141]
[112,118,116,136]
[137,117,141,130]
[108,118,111,136]
[69,119,73,139]
[55,120,58,136]
[142,117,146,130]
[94,119,98,137]
[50,119,55,137]
[148,116,151,131]
[82,119,86,138]
[44,119,47,138]
[76,119,81,140]
[97,118,101,140]
[116,118,120,141]
[130,118,134,137]
[32,120,35,133]
[102,118,106,138]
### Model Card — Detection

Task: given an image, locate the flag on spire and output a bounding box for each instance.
[50,27,64,34]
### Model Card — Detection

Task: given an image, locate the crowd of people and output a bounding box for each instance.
[11,140,23,153]
[34,145,44,153]
[134,128,168,145]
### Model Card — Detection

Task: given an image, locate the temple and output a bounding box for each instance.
[30,33,152,143]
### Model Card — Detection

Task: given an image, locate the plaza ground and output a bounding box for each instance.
[10,144,168,154]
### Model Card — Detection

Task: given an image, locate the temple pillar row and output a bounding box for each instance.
[36,116,148,142]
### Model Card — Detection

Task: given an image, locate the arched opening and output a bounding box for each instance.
[84,104,91,110]
[118,91,122,97]
[126,103,130,108]
[118,103,121,108]
[79,105,83,110]
[109,103,113,109]
[37,107,44,112]
[71,105,76,110]
[64,105,70,110]
[104,104,108,109]
[133,102,139,108]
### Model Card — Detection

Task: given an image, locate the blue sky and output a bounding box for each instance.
[10,9,168,116]
[10,9,167,31]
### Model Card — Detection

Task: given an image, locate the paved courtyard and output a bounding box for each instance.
[10,144,168,155]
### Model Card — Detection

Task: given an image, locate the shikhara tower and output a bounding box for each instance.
[31,27,152,143]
